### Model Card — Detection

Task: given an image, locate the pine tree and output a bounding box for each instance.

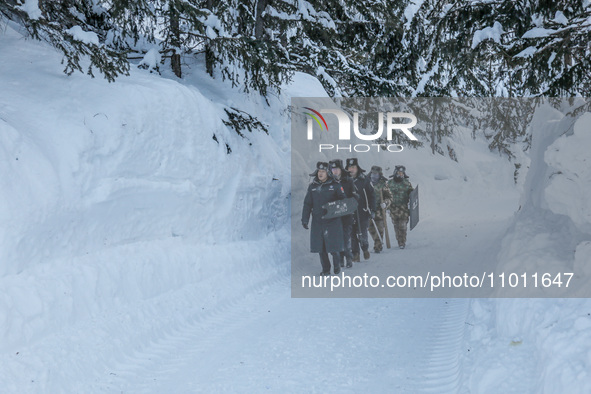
[109,0,210,78]
[508,0,591,96]
[2,0,130,82]
[197,0,293,95]
[401,0,591,157]
[262,0,410,97]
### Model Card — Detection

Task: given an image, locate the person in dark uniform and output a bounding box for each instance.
[345,158,375,262]
[329,159,356,268]
[302,161,346,275]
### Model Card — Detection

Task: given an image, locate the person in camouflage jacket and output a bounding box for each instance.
[387,165,414,249]
[368,166,393,253]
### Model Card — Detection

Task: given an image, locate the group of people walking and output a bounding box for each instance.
[301,158,414,276]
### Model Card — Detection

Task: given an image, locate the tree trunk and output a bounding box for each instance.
[171,50,182,78]
[204,0,215,77]
[255,0,269,39]
[169,0,181,78]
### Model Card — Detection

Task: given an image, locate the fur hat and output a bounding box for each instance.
[370,165,387,182]
[370,165,383,175]
[309,161,330,177]
[329,159,347,172]
[390,165,409,179]
[345,157,365,173]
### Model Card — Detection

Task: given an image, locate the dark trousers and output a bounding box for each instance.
[339,215,353,264]
[319,239,340,273]
[351,214,369,254]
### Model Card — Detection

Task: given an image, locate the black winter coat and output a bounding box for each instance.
[336,175,356,225]
[352,173,376,219]
[302,177,346,253]
[337,175,356,199]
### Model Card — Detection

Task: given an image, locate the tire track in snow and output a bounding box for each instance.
[99,270,292,393]
[414,299,470,393]
[111,215,496,392]
[96,254,289,393]
[0,234,289,392]
[93,253,471,393]
[106,286,461,393]
[299,212,504,392]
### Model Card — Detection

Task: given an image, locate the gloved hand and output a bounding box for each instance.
[302,222,309,230]
[380,202,387,209]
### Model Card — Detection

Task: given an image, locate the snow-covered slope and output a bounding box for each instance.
[0,21,292,360]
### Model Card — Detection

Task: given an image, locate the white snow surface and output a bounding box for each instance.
[472,22,503,49]
[514,46,538,58]
[1,22,591,393]
[17,0,42,20]
[521,27,558,39]
[468,104,591,393]
[66,26,100,46]
[403,0,426,30]
[553,11,569,26]
[138,48,162,72]
[544,113,591,234]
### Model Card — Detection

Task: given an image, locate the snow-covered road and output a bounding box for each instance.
[98,282,470,393]
[1,148,520,392]
[45,201,516,392]
[102,280,468,393]
[3,204,514,393]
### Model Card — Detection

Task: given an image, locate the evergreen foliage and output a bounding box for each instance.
[2,0,590,157]
[223,107,269,137]
[1,0,130,82]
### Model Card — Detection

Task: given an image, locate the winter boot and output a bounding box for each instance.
[320,271,331,276]
[363,250,370,260]
[346,257,353,268]
[334,264,341,275]
[353,252,360,263]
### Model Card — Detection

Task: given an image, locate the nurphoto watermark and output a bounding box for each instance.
[291,97,591,298]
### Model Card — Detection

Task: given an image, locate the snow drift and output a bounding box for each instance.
[465,103,591,393]
[0,23,291,360]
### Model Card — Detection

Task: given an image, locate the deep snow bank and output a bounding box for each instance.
[465,103,591,393]
[0,23,290,354]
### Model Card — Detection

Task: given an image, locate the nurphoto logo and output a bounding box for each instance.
[303,107,329,132]
[304,108,418,153]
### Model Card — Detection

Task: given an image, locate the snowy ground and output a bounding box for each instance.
[1,22,591,393]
